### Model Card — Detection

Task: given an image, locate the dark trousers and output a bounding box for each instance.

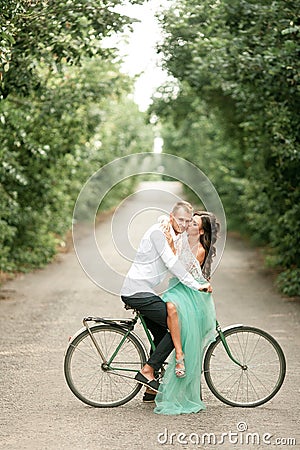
[121,294,174,371]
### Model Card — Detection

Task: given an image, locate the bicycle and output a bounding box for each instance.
[64,309,286,408]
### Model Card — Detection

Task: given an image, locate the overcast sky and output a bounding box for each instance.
[112,0,171,111]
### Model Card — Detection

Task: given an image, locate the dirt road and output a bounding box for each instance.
[1,182,299,450]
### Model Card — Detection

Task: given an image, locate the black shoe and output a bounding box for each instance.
[135,372,159,392]
[142,392,157,403]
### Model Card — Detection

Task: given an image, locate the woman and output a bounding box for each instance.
[154,211,219,415]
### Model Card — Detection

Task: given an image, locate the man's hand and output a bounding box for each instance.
[198,282,212,293]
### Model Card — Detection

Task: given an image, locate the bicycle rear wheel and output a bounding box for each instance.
[204,326,286,407]
[64,324,147,407]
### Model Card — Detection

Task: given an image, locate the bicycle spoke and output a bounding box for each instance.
[211,366,241,389]
[247,368,276,393]
[69,340,101,363]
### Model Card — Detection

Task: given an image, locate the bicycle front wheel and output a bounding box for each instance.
[64,324,147,407]
[204,326,286,407]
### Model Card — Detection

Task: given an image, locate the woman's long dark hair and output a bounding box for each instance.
[193,211,220,280]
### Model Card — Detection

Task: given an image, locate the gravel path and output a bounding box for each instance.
[1,182,299,450]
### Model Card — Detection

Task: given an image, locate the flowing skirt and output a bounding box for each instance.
[154,278,216,415]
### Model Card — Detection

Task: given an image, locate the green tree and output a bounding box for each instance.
[0,0,144,98]
[153,0,300,295]
[0,1,154,274]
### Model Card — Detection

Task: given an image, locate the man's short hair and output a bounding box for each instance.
[172,201,193,215]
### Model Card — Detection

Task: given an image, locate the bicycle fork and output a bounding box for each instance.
[216,322,247,370]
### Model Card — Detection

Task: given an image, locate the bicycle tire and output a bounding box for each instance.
[64,324,147,407]
[204,326,286,407]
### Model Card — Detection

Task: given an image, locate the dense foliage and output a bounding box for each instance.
[0,0,154,274]
[152,0,299,295]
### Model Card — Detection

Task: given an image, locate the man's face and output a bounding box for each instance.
[170,207,192,234]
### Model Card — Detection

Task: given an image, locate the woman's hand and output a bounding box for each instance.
[198,282,212,293]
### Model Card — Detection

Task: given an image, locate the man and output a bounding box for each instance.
[120,201,211,400]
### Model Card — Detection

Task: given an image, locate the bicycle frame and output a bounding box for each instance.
[82,314,148,374]
[81,314,244,374]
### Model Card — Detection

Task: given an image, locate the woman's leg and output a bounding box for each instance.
[166,302,185,375]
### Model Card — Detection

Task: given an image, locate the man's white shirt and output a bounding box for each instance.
[121,223,206,297]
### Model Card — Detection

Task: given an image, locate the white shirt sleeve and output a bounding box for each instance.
[150,229,203,291]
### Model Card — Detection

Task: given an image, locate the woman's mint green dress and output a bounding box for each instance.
[154,236,216,415]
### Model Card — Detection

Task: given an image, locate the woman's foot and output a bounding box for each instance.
[175,354,186,378]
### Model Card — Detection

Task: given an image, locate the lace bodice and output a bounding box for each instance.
[179,233,206,282]
[157,216,207,283]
